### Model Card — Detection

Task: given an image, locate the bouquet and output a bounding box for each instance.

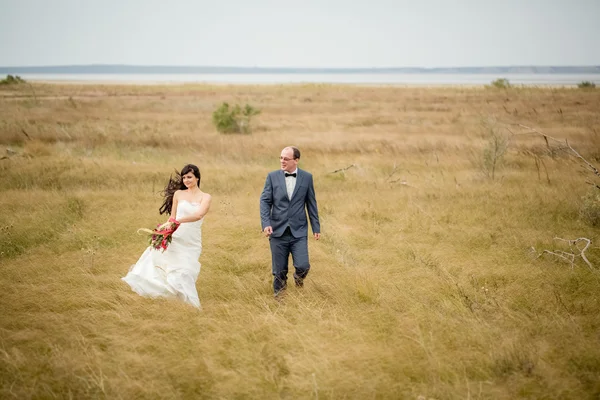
[138,217,180,252]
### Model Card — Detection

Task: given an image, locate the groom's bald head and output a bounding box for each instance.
[282,146,301,160]
[280,146,300,173]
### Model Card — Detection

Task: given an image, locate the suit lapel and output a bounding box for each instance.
[291,169,304,199]
[277,170,288,201]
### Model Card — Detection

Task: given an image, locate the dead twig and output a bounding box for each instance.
[518,124,600,180]
[389,178,418,188]
[410,202,440,227]
[553,237,593,270]
[329,164,356,174]
[540,250,575,268]
[535,237,594,271]
[553,290,578,327]
[385,163,399,181]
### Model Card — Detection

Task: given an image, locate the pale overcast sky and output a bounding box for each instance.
[0,0,598,68]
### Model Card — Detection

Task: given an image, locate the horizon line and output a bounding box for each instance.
[2,63,600,69]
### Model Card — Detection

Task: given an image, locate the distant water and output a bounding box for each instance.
[16,73,600,86]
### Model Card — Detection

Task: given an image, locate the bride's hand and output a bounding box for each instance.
[156,221,171,231]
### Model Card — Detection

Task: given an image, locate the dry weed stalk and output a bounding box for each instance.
[533,154,551,184]
[385,163,399,181]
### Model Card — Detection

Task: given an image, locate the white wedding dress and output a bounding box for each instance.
[122,200,203,308]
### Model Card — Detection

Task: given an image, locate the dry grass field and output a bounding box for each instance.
[1,81,600,399]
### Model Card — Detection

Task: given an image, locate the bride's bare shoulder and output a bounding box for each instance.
[189,191,211,204]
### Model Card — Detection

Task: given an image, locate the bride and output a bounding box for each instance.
[122,164,212,308]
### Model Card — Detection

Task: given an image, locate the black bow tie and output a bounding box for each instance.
[285,172,297,178]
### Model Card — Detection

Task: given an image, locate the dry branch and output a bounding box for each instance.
[329,164,356,174]
[518,124,600,181]
[535,237,594,271]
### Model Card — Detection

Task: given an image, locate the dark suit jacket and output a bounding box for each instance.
[260,169,321,238]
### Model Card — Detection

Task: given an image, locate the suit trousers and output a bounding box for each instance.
[269,227,310,293]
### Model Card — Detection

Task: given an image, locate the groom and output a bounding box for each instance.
[260,146,321,296]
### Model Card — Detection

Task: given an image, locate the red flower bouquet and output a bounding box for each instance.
[138,217,181,252]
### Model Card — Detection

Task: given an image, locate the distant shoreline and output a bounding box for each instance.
[6,71,596,87]
[15,80,584,89]
[1,65,600,75]
[26,79,481,87]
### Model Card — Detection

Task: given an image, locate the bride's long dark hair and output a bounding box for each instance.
[159,164,201,215]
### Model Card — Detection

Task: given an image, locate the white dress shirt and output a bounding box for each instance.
[285,169,297,199]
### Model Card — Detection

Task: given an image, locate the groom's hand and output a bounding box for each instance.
[263,226,273,237]
[314,233,321,240]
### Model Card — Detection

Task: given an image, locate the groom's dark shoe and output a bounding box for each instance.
[274,282,287,299]
[293,274,304,288]
[274,288,287,301]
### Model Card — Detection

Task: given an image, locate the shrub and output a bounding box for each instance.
[212,102,260,134]
[577,81,596,89]
[579,188,600,227]
[0,74,26,85]
[481,126,510,180]
[489,78,511,89]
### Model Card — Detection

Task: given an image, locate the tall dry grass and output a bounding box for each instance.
[1,83,600,399]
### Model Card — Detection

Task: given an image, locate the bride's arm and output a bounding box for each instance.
[171,191,180,219]
[177,194,212,223]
